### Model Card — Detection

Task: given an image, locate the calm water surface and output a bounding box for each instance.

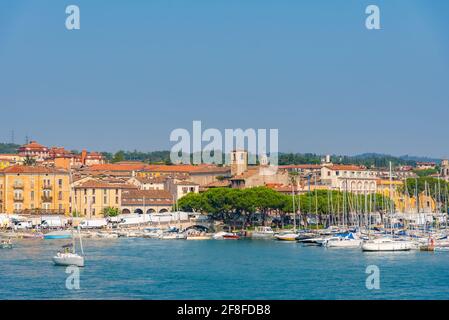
[1,238,449,299]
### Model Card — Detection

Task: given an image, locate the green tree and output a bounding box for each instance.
[103,207,120,217]
[112,151,125,163]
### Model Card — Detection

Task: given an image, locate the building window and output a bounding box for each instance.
[58,191,63,201]
[30,191,34,201]
[58,179,63,187]
[115,196,119,204]
[92,196,96,204]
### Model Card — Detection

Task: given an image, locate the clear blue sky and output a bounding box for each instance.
[1,0,448,157]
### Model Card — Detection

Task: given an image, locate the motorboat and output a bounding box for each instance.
[297,235,327,245]
[274,232,298,241]
[251,226,275,239]
[362,237,413,252]
[212,231,228,239]
[222,233,240,240]
[186,231,212,240]
[44,230,72,240]
[323,233,362,248]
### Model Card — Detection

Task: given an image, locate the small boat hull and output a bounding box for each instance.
[160,233,187,240]
[325,239,362,248]
[0,244,13,249]
[186,235,212,240]
[52,254,85,267]
[275,234,298,241]
[362,239,412,252]
[223,234,240,240]
[44,231,72,240]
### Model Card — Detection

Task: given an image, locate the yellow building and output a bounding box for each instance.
[0,165,70,214]
[0,154,24,170]
[72,178,137,217]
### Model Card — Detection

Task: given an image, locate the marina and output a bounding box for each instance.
[1,236,449,300]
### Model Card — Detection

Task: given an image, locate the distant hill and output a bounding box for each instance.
[0,143,19,154]
[0,141,441,167]
[398,154,441,164]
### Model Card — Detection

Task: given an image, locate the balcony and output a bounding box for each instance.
[13,182,24,189]
[13,195,24,202]
[13,209,66,215]
[41,195,53,203]
[42,184,53,190]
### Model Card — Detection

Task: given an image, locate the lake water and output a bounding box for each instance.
[1,238,449,299]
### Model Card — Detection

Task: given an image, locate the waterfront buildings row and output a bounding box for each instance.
[0,141,445,217]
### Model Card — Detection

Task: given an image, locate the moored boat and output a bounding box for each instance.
[44,230,72,240]
[160,232,187,240]
[362,237,413,252]
[274,233,298,241]
[251,226,275,239]
[222,233,240,240]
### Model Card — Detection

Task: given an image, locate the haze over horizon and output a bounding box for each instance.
[1,1,448,158]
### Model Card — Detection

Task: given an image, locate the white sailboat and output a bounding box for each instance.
[52,166,85,267]
[361,162,413,252]
[275,184,299,241]
[52,236,85,267]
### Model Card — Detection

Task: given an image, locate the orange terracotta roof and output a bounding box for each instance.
[88,163,148,171]
[230,167,260,180]
[0,165,68,174]
[143,164,200,173]
[19,141,48,151]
